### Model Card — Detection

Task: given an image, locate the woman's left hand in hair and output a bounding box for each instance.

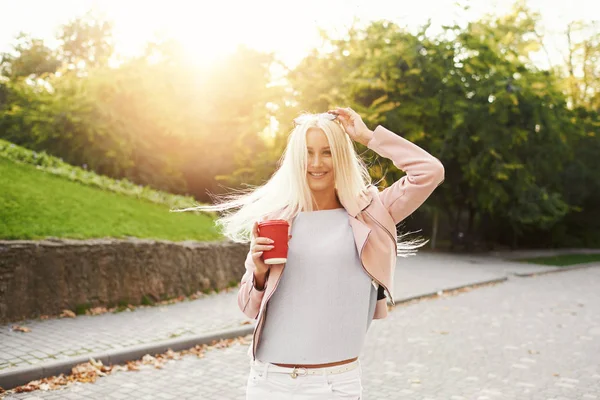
[328,107,374,146]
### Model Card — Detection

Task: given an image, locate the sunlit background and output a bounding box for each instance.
[2,0,599,70]
[2,5,600,398]
[1,0,599,250]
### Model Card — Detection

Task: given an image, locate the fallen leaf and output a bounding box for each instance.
[142,354,156,365]
[1,333,255,396]
[60,310,76,318]
[126,361,139,371]
[11,325,31,333]
[87,307,107,316]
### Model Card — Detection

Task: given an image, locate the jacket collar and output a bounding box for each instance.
[343,185,375,218]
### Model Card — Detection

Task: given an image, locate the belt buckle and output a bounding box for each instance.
[290,366,308,379]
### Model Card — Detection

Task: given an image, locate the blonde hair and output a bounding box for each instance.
[175,112,426,256]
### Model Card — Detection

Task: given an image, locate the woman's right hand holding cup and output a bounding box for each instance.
[251,221,292,290]
[251,221,275,275]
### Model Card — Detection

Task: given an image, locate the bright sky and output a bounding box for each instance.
[1,0,598,70]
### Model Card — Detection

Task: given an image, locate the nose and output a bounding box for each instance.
[309,154,323,168]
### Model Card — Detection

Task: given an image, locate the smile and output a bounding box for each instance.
[309,172,328,178]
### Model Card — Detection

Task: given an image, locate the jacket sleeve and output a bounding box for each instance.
[366,125,445,225]
[237,249,268,320]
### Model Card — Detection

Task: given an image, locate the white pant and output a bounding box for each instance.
[246,358,363,399]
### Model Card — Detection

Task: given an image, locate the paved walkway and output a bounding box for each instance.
[2,255,599,399]
[0,250,597,394]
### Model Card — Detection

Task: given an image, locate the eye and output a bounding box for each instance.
[307,150,331,156]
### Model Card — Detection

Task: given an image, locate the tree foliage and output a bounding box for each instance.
[0,3,598,249]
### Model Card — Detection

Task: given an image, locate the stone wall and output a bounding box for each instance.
[0,238,249,324]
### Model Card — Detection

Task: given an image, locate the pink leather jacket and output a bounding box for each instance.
[237,125,445,361]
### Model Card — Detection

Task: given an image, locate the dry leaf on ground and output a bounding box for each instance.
[11,325,31,333]
[60,309,76,318]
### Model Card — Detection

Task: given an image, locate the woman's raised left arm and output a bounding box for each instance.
[366,125,444,225]
[329,107,444,225]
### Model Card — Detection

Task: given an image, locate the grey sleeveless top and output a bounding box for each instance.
[255,207,378,364]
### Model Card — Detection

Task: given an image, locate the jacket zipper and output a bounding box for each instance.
[361,210,396,305]
[357,230,395,306]
[364,209,396,247]
[251,267,285,360]
[252,313,264,361]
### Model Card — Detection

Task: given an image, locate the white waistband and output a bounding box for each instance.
[252,359,359,376]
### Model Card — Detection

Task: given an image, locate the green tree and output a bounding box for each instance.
[56,11,115,73]
[0,33,61,79]
[279,5,580,249]
[563,21,600,109]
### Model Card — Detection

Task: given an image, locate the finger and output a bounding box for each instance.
[255,244,275,251]
[344,108,358,121]
[330,107,347,116]
[256,237,274,244]
[335,113,349,124]
[252,237,273,252]
[338,117,352,131]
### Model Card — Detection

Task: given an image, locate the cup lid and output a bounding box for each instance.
[258,219,289,227]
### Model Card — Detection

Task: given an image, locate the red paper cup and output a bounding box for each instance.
[258,220,289,265]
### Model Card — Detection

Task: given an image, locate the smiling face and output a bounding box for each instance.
[306,127,336,192]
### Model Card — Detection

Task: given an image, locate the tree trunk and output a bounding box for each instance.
[450,205,462,251]
[511,226,518,249]
[431,208,439,250]
[465,207,475,251]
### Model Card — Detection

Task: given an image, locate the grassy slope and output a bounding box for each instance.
[518,253,600,266]
[0,157,224,241]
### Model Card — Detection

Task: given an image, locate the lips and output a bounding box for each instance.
[309,172,328,178]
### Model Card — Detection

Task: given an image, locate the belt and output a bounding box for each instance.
[252,359,359,379]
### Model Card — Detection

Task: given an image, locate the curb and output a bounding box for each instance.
[0,325,254,391]
[513,263,599,277]
[392,277,509,305]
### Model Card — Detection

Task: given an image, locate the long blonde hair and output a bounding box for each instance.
[176,113,426,256]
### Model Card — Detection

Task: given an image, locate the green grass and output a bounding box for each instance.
[0,139,204,211]
[0,157,224,241]
[517,253,600,266]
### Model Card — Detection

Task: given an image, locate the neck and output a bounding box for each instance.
[310,189,342,210]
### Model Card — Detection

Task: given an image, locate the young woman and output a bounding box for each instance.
[191,107,444,399]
